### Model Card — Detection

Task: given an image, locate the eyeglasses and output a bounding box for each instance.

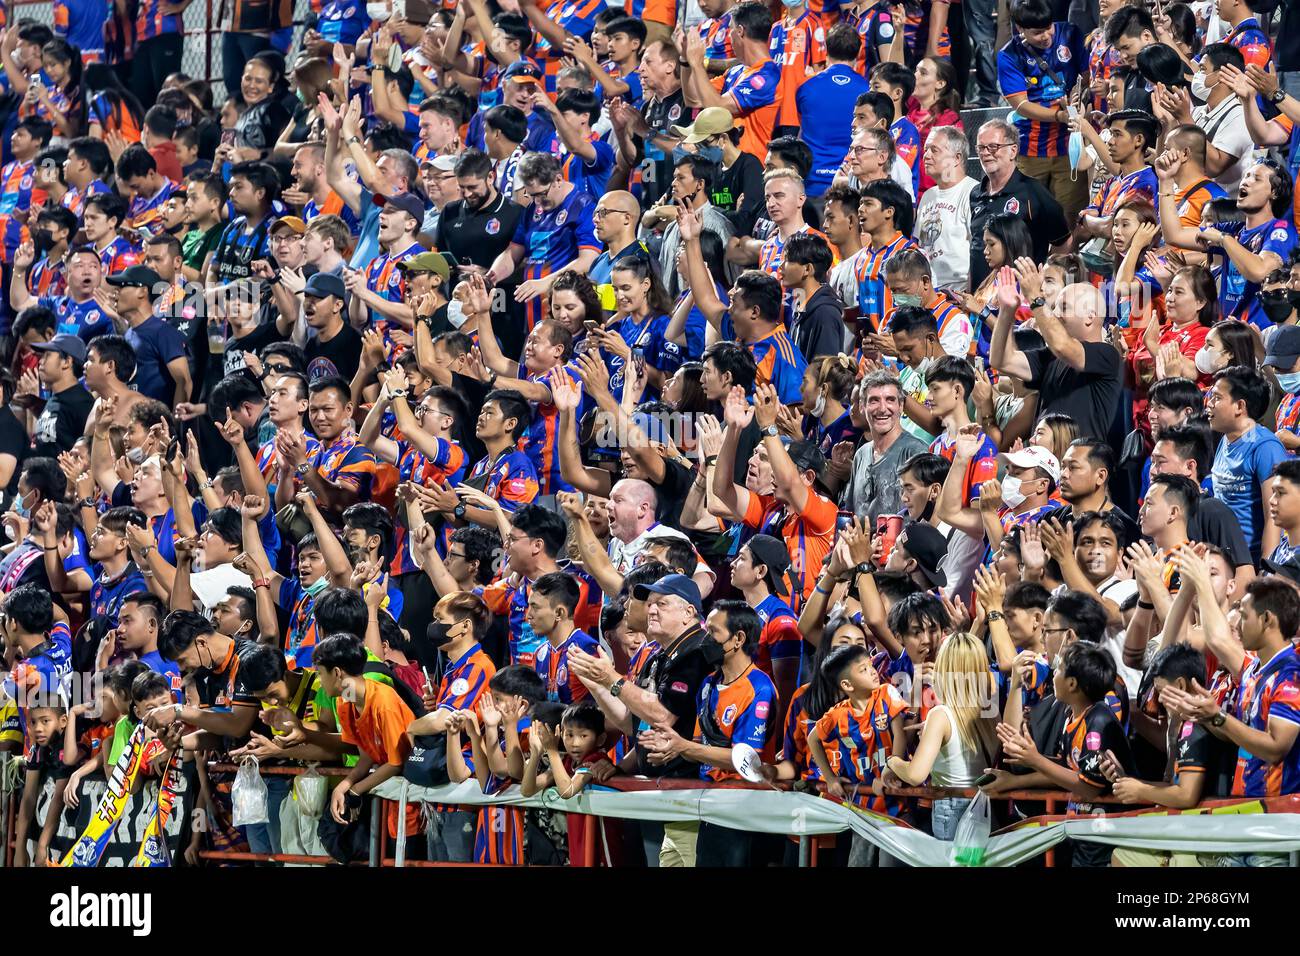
[525,187,551,202]
[847,145,880,156]
[976,142,1014,156]
[593,207,630,220]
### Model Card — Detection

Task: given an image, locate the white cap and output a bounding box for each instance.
[999,445,1061,484]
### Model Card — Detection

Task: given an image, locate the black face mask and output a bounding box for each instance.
[1287,290,1300,311]
[1260,290,1293,325]
[700,635,726,670]
[427,620,456,648]
[31,229,54,256]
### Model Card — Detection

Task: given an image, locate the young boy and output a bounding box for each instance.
[874,591,945,720]
[14,704,72,866]
[522,702,624,865]
[995,641,1137,867]
[447,664,546,865]
[529,571,601,704]
[976,569,1054,711]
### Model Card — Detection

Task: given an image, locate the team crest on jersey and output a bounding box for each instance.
[880,22,894,39]
[556,665,568,685]
[873,711,889,730]
[1271,228,1289,243]
[721,704,737,725]
[450,677,469,696]
[344,5,356,15]
[1057,45,1072,62]
[1004,198,1021,215]
[20,172,32,190]
[555,210,567,225]
[486,217,500,235]
[668,104,682,121]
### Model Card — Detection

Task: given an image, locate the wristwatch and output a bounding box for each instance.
[347,135,361,146]
[453,503,467,520]
[1028,296,1047,310]
[1210,712,1227,728]
[295,463,310,479]
[1273,88,1287,104]
[763,424,779,438]
[853,562,874,577]
[987,610,1005,622]
[610,678,626,698]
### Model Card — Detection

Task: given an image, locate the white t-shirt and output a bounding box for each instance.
[914,176,977,293]
[1194,97,1253,193]
[831,246,868,309]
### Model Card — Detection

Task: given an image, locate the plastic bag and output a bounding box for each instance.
[281,766,329,864]
[231,756,269,827]
[950,791,992,867]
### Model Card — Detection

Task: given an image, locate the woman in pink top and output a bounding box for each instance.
[906,57,964,193]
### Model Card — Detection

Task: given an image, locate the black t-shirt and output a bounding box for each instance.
[1189,495,1254,570]
[1061,700,1135,798]
[792,284,847,360]
[236,97,292,156]
[969,170,1070,289]
[641,90,687,203]
[635,625,715,777]
[305,324,362,383]
[1170,717,1235,798]
[0,405,29,496]
[33,384,94,459]
[653,457,694,529]
[434,193,524,271]
[1041,502,1141,550]
[716,151,765,227]
[1024,341,1122,443]
[225,321,284,378]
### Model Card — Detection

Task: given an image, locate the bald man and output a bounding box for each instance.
[990,264,1121,440]
[606,478,717,597]
[590,190,649,289]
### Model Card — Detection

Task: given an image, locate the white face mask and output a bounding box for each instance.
[1001,475,1027,508]
[1195,344,1220,375]
[127,446,145,464]
[447,299,468,328]
[1190,72,1213,101]
[367,2,392,21]
[810,391,827,418]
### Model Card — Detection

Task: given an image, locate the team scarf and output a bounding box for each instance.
[56,722,148,867]
[129,746,184,867]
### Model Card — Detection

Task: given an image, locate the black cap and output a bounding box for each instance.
[303,271,346,300]
[898,521,947,589]
[745,533,790,596]
[1262,555,1300,588]
[786,439,825,478]
[105,264,163,291]
[31,333,88,365]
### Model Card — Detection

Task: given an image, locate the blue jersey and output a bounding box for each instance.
[750,325,807,405]
[511,187,599,275]
[559,133,616,199]
[89,564,148,631]
[605,312,675,396]
[1211,424,1288,562]
[997,22,1086,158]
[54,0,109,61]
[1217,218,1298,329]
[796,63,870,197]
[38,295,112,341]
[534,629,601,704]
[315,0,368,45]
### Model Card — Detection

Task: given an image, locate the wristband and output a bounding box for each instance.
[703,455,718,467]
[253,578,271,589]
[1137,599,1155,610]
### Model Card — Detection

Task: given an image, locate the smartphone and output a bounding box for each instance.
[220,128,236,148]
[836,510,854,534]
[974,771,999,788]
[165,437,180,461]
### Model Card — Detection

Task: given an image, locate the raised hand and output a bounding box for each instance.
[549,367,582,412]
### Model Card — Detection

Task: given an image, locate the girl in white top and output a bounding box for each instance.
[885,632,1000,840]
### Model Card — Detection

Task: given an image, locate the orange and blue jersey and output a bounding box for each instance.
[931,428,998,507]
[311,433,378,499]
[597,58,643,106]
[560,131,616,199]
[781,682,817,778]
[1176,177,1226,231]
[61,178,111,221]
[891,116,921,196]
[812,686,907,812]
[280,577,321,669]
[1277,391,1300,439]
[4,621,73,742]
[699,12,734,59]
[364,240,423,347]
[469,448,540,514]
[437,642,497,717]
[1224,16,1272,71]
[27,256,66,299]
[97,235,142,276]
[623,0,674,26]
[694,662,777,781]
[535,628,601,704]
[390,436,466,575]
[873,647,936,719]
[534,0,608,94]
[0,159,35,216]
[749,323,808,406]
[1086,33,1120,112]
[715,58,780,159]
[856,231,917,333]
[753,593,802,682]
[315,0,368,46]
[524,365,585,496]
[510,186,599,331]
[742,489,836,606]
[474,715,532,865]
[127,178,179,236]
[87,92,142,142]
[135,0,183,40]
[768,9,826,128]
[1218,218,1297,329]
[1084,165,1157,221]
[997,22,1086,158]
[852,0,899,74]
[302,190,362,236]
[257,433,321,492]
[902,0,949,61]
[38,294,112,341]
[20,73,73,125]
[54,0,108,63]
[758,225,831,280]
[807,0,842,28]
[483,565,600,666]
[1231,643,1300,797]
[931,291,973,354]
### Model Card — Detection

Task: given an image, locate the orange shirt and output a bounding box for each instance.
[337,680,419,836]
[742,486,837,607]
[713,58,781,159]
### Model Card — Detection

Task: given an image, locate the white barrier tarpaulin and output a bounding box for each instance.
[370,779,1300,867]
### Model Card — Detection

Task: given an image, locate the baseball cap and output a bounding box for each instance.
[502,60,543,85]
[897,521,947,589]
[787,439,826,479]
[1264,324,1300,369]
[31,333,88,365]
[270,215,307,236]
[1263,553,1300,587]
[425,154,458,173]
[105,264,163,290]
[303,272,346,300]
[373,190,426,222]
[632,573,703,614]
[398,251,456,282]
[1000,444,1061,485]
[669,106,735,144]
[744,534,790,597]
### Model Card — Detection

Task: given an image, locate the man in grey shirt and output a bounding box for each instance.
[645,151,734,299]
[839,371,929,521]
